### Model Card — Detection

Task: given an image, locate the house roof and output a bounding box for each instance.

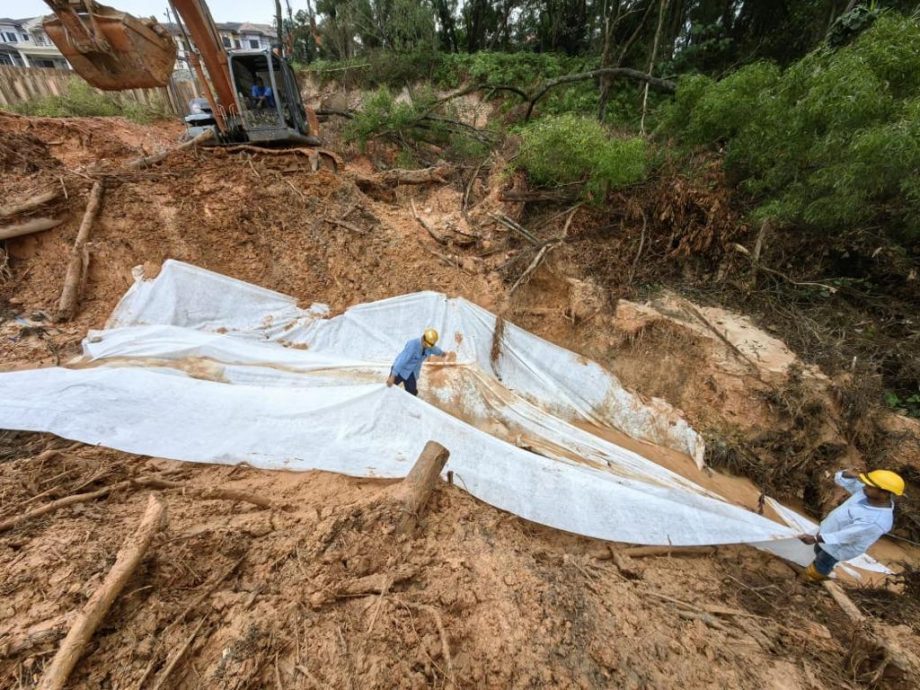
[162,21,274,37]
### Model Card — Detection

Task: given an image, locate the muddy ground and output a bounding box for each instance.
[1,110,920,689]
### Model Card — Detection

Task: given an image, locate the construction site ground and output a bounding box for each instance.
[1,111,920,689]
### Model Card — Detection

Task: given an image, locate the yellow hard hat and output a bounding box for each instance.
[859,470,905,496]
[423,328,439,347]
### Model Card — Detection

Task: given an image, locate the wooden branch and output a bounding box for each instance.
[619,545,716,558]
[392,441,450,535]
[499,188,580,203]
[0,188,61,218]
[355,165,453,192]
[136,556,244,687]
[0,216,64,241]
[509,242,557,294]
[123,128,214,171]
[37,494,167,690]
[411,199,450,245]
[822,581,864,622]
[316,107,355,120]
[0,479,132,533]
[525,68,676,120]
[401,601,455,689]
[0,613,73,658]
[150,617,206,690]
[55,180,104,322]
[132,477,279,510]
[820,580,920,676]
[222,144,343,171]
[490,213,542,245]
[326,218,368,235]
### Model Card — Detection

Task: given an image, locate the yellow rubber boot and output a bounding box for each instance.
[803,563,829,582]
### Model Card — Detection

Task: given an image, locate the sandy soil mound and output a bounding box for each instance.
[0,438,887,689]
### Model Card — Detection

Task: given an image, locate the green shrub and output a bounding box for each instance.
[12,78,171,123]
[659,12,920,237]
[517,114,647,200]
[344,86,495,162]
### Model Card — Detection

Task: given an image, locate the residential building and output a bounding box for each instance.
[166,21,275,69]
[0,17,70,69]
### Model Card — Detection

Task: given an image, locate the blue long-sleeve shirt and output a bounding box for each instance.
[818,471,894,562]
[390,337,444,380]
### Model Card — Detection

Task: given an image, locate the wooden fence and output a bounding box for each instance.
[0,65,197,116]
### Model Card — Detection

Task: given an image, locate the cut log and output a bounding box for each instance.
[392,441,450,535]
[123,128,214,170]
[36,494,167,690]
[0,216,64,241]
[55,180,104,322]
[0,188,61,218]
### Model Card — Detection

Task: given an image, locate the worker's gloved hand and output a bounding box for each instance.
[386,375,395,387]
[798,534,818,545]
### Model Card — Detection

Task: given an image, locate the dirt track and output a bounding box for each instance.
[2,112,920,688]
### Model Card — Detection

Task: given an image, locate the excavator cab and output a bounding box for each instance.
[224,51,317,146]
[42,1,176,90]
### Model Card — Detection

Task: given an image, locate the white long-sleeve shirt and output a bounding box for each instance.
[818,471,894,562]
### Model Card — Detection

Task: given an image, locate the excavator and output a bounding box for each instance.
[41,0,319,145]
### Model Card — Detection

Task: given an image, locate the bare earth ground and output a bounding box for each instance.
[1,112,919,689]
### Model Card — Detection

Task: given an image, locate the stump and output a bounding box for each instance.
[392,441,450,535]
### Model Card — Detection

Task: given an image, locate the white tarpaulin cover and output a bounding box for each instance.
[0,260,889,572]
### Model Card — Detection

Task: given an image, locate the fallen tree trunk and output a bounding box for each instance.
[355,165,452,194]
[0,216,64,241]
[0,188,62,219]
[37,494,167,690]
[123,128,214,170]
[392,441,450,535]
[55,180,104,322]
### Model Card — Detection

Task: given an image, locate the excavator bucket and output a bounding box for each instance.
[43,2,177,90]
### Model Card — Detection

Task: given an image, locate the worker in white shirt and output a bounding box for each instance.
[798,469,904,581]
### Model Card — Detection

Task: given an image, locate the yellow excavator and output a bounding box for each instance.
[42,0,320,145]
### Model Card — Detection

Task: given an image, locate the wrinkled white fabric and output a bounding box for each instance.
[0,261,889,571]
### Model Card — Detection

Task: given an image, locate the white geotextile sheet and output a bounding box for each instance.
[0,260,887,571]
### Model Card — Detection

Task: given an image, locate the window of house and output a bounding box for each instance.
[0,53,12,66]
[3,32,16,42]
[33,33,47,46]
[222,36,230,47]
[21,34,29,41]
[249,39,259,49]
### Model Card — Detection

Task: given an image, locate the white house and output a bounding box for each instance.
[0,17,70,69]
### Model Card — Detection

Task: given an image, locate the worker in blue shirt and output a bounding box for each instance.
[799,468,904,581]
[386,328,448,396]
[250,77,275,109]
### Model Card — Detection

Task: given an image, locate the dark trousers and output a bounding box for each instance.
[813,544,838,576]
[394,374,418,396]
